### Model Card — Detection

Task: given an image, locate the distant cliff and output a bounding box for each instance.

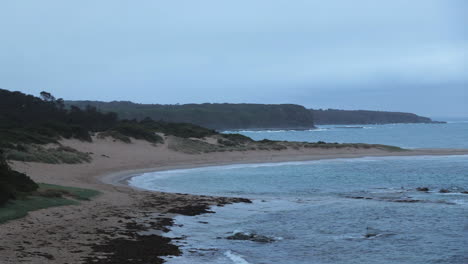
[311,109,444,125]
[66,101,316,130]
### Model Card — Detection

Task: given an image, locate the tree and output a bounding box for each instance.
[40,91,56,102]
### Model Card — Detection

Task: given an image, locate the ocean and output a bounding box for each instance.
[129,122,468,264]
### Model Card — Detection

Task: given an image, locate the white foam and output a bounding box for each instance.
[224,251,251,264]
[223,128,328,133]
[451,199,468,206]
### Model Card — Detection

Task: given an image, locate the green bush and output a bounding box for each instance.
[217,138,238,147]
[0,154,39,206]
[97,131,132,143]
[221,133,253,143]
[113,123,164,144]
[143,120,218,139]
[0,184,14,206]
[4,145,91,164]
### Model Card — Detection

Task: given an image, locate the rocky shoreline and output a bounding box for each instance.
[82,192,251,264]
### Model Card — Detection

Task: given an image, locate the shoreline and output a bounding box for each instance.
[2,137,468,263]
[103,150,468,189]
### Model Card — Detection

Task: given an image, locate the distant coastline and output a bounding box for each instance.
[66,100,445,130]
[311,109,445,125]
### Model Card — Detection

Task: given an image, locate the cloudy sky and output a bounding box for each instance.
[1,0,466,118]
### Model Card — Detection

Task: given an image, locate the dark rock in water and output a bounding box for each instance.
[226,232,275,243]
[461,191,468,194]
[168,204,214,216]
[416,187,429,192]
[439,189,451,193]
[346,196,373,200]
[364,233,378,238]
[393,199,421,203]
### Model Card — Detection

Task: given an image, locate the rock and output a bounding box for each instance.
[346,196,373,200]
[364,233,378,238]
[393,199,421,203]
[439,189,450,193]
[226,232,275,243]
[416,187,429,192]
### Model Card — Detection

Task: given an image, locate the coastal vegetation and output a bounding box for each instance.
[0,89,215,206]
[66,100,443,130]
[0,153,38,206]
[0,182,100,224]
[0,89,218,162]
[0,151,99,221]
[4,145,92,164]
[168,135,405,154]
[66,101,316,130]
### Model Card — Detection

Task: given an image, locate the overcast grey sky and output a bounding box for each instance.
[1,0,466,117]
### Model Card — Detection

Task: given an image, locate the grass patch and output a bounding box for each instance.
[37,183,100,201]
[0,195,77,224]
[0,183,100,224]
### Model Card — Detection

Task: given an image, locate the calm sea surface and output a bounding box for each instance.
[129,122,468,264]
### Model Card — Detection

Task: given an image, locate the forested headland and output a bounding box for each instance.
[67,100,444,129]
[311,109,443,125]
[66,101,316,130]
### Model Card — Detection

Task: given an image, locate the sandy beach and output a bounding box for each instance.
[1,136,468,264]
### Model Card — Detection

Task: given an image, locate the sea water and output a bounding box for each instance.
[129,122,468,264]
[225,122,468,149]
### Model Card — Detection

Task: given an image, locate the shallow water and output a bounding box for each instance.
[225,122,468,149]
[130,156,468,264]
[129,123,468,264]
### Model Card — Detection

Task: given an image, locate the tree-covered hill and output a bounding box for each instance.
[0,89,218,148]
[66,101,316,130]
[0,88,218,205]
[311,109,443,125]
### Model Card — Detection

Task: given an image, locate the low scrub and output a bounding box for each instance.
[300,141,405,151]
[4,145,91,164]
[143,120,218,139]
[112,123,164,144]
[169,137,254,154]
[97,131,132,143]
[220,133,254,145]
[0,153,38,206]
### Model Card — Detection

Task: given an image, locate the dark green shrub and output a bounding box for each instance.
[71,126,92,142]
[221,133,253,143]
[259,139,275,144]
[217,139,237,147]
[144,120,218,138]
[113,123,163,144]
[97,131,132,143]
[0,184,14,205]
[0,153,38,205]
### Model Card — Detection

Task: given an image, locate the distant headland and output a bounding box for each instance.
[66,100,445,130]
[311,109,445,125]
